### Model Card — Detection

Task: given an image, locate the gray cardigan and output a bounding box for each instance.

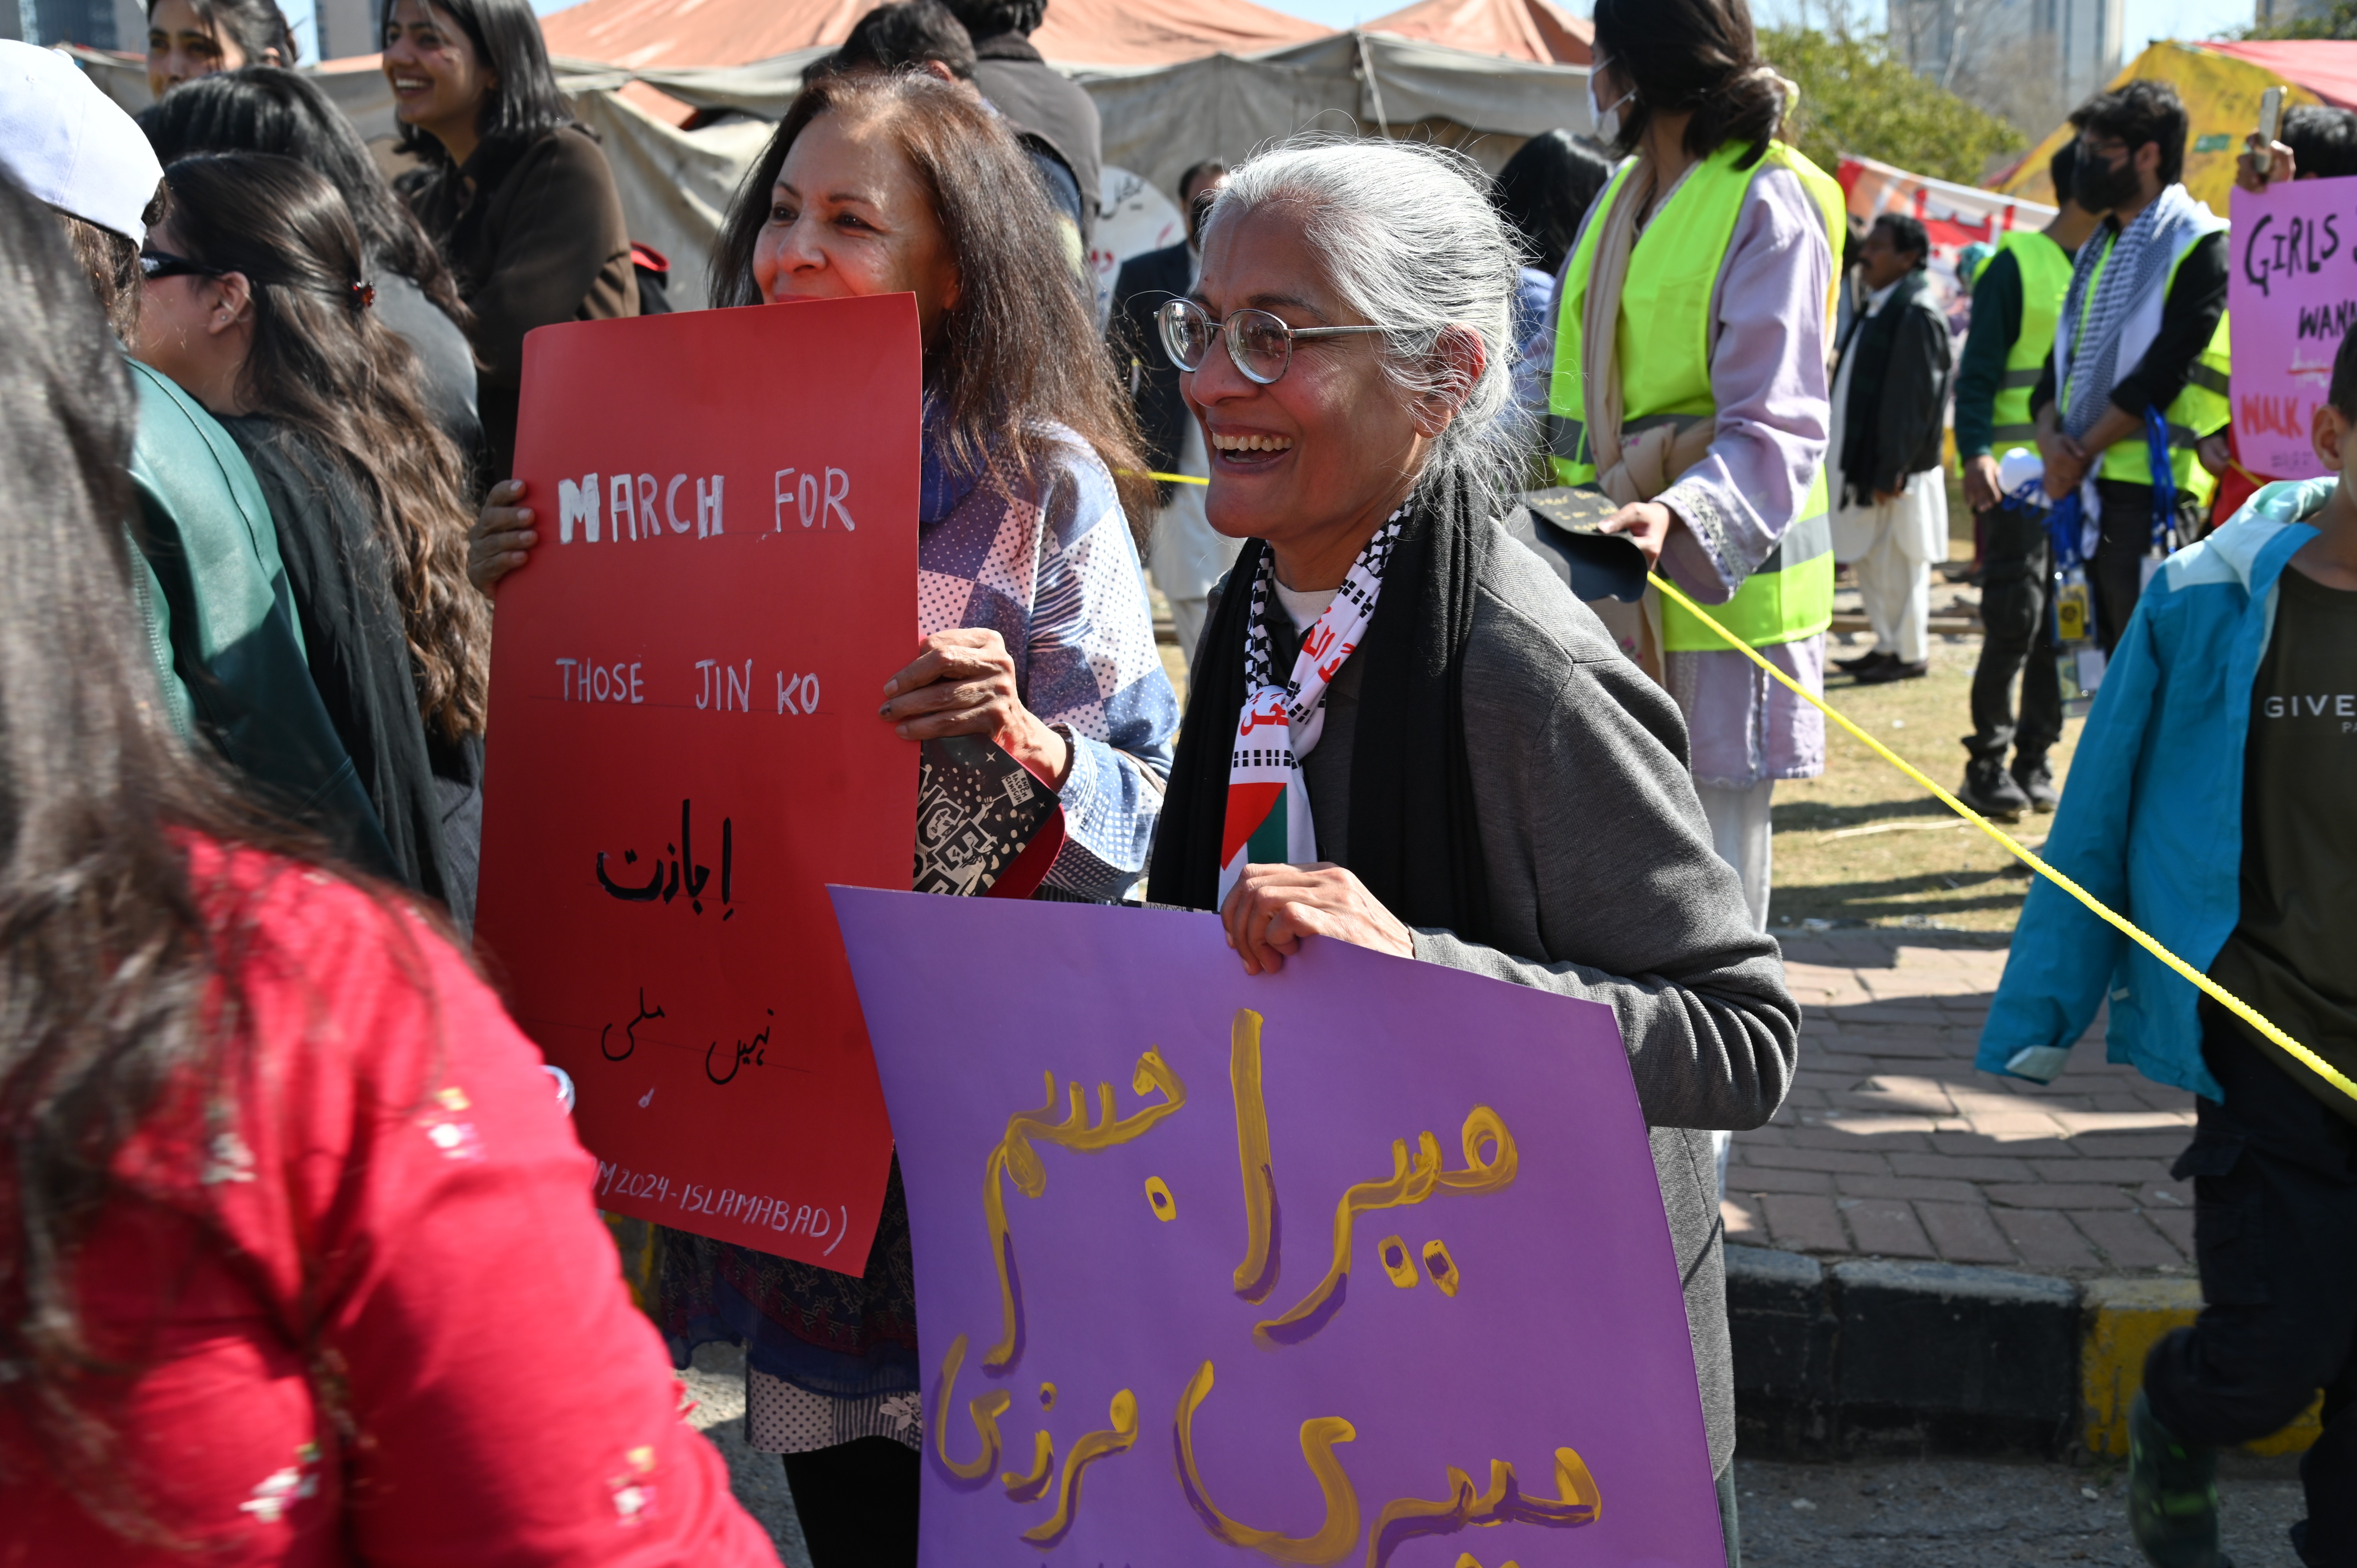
[1260,523,1801,1477]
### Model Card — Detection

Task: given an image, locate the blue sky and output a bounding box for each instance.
[298,0,2257,60]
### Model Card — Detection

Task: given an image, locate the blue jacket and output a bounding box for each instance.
[1978,479,2337,1101]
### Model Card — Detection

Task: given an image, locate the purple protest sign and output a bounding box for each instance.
[829,888,1723,1567]
[2230,174,2357,481]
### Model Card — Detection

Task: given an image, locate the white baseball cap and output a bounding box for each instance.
[0,41,166,244]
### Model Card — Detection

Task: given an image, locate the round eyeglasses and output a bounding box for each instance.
[1156,298,1389,386]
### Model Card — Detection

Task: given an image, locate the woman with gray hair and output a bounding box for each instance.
[1146,134,1797,1563]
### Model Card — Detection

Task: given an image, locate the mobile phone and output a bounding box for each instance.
[2258,85,2285,145]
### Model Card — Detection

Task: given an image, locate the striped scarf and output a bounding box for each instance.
[1216,504,1408,906]
[2057,184,2206,441]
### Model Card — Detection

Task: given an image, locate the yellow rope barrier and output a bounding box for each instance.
[1646,570,2357,1103]
[1134,464,2348,1097]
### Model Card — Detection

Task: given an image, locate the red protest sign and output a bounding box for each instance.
[477,295,919,1273]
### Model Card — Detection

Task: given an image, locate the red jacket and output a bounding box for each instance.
[2,841,778,1566]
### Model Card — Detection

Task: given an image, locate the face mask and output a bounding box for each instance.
[1587,65,1636,145]
[2072,148,2139,213]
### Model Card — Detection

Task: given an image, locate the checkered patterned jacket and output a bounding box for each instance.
[918,422,1178,901]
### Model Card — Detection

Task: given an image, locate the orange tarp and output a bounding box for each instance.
[539,0,1332,71]
[1361,0,1590,65]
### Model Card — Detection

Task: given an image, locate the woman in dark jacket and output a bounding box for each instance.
[1146,137,1799,1566]
[134,152,490,928]
[382,0,636,481]
[140,65,486,480]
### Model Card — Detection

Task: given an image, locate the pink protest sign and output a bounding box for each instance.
[829,888,1724,1567]
[2230,175,2357,480]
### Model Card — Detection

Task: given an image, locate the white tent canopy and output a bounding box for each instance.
[67,34,1589,309]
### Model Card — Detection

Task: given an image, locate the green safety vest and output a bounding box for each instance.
[1989,229,2074,448]
[2064,218,2233,505]
[1546,141,1846,652]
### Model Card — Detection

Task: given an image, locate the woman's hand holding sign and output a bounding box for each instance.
[470,479,538,594]
[881,629,1071,788]
[1220,862,1415,975]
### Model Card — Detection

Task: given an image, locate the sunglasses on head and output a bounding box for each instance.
[139,249,220,283]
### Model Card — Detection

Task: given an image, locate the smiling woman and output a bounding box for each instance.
[145,0,295,100]
[1144,136,1799,1566]
[463,69,1175,1568]
[383,0,637,482]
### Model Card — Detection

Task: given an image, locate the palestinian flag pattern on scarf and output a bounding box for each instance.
[1217,504,1409,907]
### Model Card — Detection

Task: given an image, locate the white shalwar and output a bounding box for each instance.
[1826,281,1949,666]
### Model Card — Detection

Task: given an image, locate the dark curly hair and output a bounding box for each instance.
[1592,0,1786,170]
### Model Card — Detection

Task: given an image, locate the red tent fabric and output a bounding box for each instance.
[2200,39,2357,109]
[1360,0,1590,64]
[540,0,1331,71]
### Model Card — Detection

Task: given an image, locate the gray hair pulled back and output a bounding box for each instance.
[1207,135,1524,515]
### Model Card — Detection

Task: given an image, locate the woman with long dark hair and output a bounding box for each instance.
[382,0,636,482]
[1493,127,1612,417]
[1145,135,1797,1567]
[135,152,489,929]
[0,166,774,1565]
[140,65,484,475]
[469,69,1177,1566]
[145,0,292,99]
[1536,0,1845,934]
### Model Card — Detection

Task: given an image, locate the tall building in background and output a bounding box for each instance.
[21,0,145,49]
[1893,0,2126,126]
[314,0,371,58]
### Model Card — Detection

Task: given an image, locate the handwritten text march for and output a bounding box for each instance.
[476,296,921,1271]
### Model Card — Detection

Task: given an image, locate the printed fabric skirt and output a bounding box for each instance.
[652,1157,922,1455]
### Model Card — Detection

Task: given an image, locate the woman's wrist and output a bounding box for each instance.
[1003,713,1073,790]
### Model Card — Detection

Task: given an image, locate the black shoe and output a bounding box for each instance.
[2013,755,2059,812]
[2129,1390,2230,1568]
[1834,649,1890,676]
[1958,758,2030,821]
[1855,657,1929,685]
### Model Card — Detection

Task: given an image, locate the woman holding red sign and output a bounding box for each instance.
[469,69,1179,1565]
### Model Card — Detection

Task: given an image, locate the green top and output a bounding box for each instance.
[2209,563,2357,1115]
[124,361,394,872]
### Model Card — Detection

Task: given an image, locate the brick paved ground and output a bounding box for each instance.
[1725,931,2201,1276]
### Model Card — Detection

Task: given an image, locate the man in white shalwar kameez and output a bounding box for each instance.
[1827,214,1954,683]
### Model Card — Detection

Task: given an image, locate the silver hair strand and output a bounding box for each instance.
[1206,134,1527,517]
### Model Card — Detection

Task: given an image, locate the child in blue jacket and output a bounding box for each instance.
[1981,326,2357,1568]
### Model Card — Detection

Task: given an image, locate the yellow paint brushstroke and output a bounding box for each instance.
[1254,1108,1512,1347]
[1175,1360,1360,1564]
[931,1335,1009,1483]
[1146,1175,1177,1220]
[1019,1389,1138,1546]
[982,1052,1187,1370]
[1421,1240,1459,1297]
[1378,1235,1419,1288]
[1002,1427,1054,1503]
[1230,1009,1281,1302]
[1364,1451,1601,1568]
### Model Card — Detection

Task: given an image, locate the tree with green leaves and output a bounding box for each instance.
[1762,24,2027,185]
[2239,1,2357,37]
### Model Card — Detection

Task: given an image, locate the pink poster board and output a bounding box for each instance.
[2230,174,2357,480]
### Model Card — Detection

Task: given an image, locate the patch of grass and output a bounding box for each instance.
[1771,633,2078,937]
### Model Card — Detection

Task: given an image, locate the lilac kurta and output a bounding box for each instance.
[1527,159,1834,788]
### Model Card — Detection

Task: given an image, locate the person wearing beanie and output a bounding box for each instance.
[0,41,392,876]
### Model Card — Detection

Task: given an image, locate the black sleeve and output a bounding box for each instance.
[1952,250,2021,457]
[1870,303,1954,495]
[2110,230,2229,422]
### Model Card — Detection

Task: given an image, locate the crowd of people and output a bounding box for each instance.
[0,0,2348,1562]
